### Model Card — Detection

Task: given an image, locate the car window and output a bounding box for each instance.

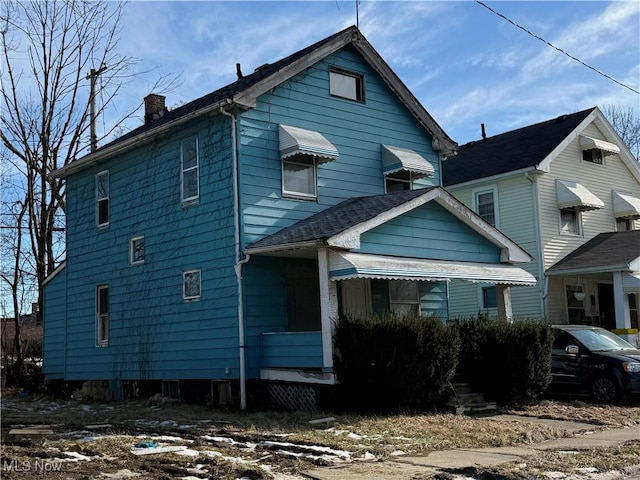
[552,332,579,354]
[568,328,634,351]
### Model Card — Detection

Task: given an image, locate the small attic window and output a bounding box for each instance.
[582,148,604,165]
[329,67,364,102]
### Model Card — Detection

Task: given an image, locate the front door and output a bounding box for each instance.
[597,283,615,330]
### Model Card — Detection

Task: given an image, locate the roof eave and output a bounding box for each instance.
[244,240,325,256]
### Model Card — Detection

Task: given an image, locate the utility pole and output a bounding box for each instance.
[87,65,108,152]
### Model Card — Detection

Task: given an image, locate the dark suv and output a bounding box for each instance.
[550,325,640,403]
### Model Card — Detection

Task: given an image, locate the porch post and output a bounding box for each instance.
[318,248,339,370]
[496,284,513,323]
[612,271,631,329]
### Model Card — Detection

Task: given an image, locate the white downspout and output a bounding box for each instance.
[526,171,547,317]
[220,104,248,410]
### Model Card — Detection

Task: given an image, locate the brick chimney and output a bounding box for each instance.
[144,93,167,124]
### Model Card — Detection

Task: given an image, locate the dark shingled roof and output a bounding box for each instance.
[547,230,640,273]
[246,188,436,250]
[97,27,356,153]
[443,108,596,186]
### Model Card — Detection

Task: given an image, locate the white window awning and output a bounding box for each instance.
[556,180,605,211]
[329,251,537,286]
[623,273,640,293]
[382,145,434,177]
[279,125,339,163]
[613,191,640,219]
[580,136,620,156]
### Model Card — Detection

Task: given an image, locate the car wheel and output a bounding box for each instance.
[589,375,619,403]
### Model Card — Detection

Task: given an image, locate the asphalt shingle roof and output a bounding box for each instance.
[97,27,356,153]
[246,188,435,250]
[442,108,595,186]
[547,230,640,273]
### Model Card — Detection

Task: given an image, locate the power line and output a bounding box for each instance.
[475,1,640,95]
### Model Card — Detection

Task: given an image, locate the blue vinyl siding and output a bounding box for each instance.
[359,202,501,263]
[239,47,441,246]
[52,115,239,381]
[261,332,323,369]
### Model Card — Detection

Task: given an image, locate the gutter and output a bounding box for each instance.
[220,105,248,411]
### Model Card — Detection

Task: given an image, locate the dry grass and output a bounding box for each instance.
[2,392,640,479]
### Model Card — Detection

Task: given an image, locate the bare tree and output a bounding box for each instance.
[0,0,171,384]
[603,105,640,161]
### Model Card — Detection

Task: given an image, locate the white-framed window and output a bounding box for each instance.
[385,170,412,192]
[560,207,582,235]
[389,280,419,315]
[282,154,317,200]
[183,269,201,300]
[481,286,497,309]
[181,136,199,202]
[96,170,109,227]
[566,284,584,322]
[96,285,109,346]
[329,67,364,102]
[473,188,497,227]
[130,236,145,265]
[582,148,604,165]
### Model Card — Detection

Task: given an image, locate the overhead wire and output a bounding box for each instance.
[475,0,639,95]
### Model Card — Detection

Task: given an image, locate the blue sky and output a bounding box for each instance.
[114,0,640,145]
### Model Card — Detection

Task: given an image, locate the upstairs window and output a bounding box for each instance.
[475,190,497,227]
[130,236,145,265]
[582,148,604,165]
[181,137,199,202]
[560,207,581,235]
[329,67,364,102]
[282,154,317,199]
[616,217,631,232]
[183,269,201,301]
[96,170,109,227]
[385,170,412,192]
[96,285,109,346]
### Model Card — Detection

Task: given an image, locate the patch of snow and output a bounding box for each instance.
[347,432,362,440]
[544,472,567,479]
[99,470,141,479]
[174,448,200,457]
[390,450,406,456]
[258,441,351,459]
[147,435,194,443]
[360,451,376,461]
[159,420,178,427]
[573,467,598,474]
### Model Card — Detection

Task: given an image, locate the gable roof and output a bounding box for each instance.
[443,108,596,186]
[245,187,532,263]
[546,230,640,275]
[54,26,457,178]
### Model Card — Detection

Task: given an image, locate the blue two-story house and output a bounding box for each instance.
[43,27,536,409]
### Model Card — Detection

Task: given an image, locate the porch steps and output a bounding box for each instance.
[446,382,497,415]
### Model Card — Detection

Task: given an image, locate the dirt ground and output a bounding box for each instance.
[1,390,639,479]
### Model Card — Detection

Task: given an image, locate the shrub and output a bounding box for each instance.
[333,313,460,413]
[455,317,553,406]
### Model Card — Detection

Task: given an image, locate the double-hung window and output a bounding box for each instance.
[560,208,581,235]
[389,280,420,315]
[482,286,497,309]
[181,137,199,202]
[96,285,109,346]
[282,154,317,199]
[96,171,109,227]
[183,269,201,300]
[474,188,497,227]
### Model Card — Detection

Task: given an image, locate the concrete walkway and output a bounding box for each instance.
[303,419,640,480]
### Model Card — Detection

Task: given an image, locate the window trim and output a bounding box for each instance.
[329,67,365,102]
[183,269,202,301]
[96,285,109,347]
[281,156,318,200]
[472,186,498,227]
[582,148,604,165]
[129,236,145,265]
[181,136,199,203]
[385,170,413,193]
[96,170,109,227]
[560,207,583,236]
